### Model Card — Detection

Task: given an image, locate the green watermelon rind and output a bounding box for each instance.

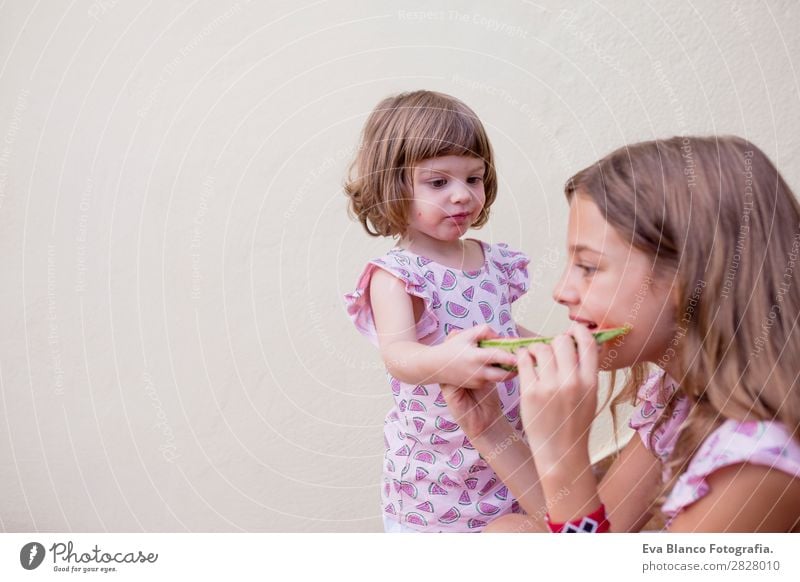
[478,326,631,352]
[478,326,631,372]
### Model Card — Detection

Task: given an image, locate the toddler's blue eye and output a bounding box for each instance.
[430,179,447,188]
[467,177,483,184]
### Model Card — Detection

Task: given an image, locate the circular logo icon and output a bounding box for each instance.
[20,542,46,570]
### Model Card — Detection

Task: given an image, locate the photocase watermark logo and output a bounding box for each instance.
[17,540,158,574]
[19,542,46,570]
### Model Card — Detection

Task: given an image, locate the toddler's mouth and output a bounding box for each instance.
[447,212,472,224]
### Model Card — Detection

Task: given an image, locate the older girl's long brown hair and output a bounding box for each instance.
[566,135,800,493]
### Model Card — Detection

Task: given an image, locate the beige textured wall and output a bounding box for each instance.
[1,0,798,532]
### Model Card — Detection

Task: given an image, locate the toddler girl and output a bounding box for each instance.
[344,90,537,532]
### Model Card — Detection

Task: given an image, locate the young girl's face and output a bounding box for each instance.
[553,194,678,370]
[406,155,486,245]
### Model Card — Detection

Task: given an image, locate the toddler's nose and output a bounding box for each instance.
[450,181,472,203]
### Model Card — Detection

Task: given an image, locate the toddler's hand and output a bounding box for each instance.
[433,325,518,390]
[439,380,508,445]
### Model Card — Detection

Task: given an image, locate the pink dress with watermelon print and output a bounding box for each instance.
[629,371,800,524]
[344,240,530,532]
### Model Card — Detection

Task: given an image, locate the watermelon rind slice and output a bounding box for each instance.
[478,326,631,371]
[479,325,630,352]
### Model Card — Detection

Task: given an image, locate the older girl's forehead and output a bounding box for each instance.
[567,195,624,256]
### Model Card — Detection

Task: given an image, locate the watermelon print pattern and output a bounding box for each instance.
[430,434,449,446]
[435,416,460,432]
[439,507,461,523]
[439,473,460,488]
[443,323,463,335]
[441,269,457,290]
[431,291,442,309]
[628,371,800,517]
[445,301,469,319]
[479,280,497,295]
[478,301,494,323]
[477,502,501,516]
[462,286,475,302]
[344,241,531,532]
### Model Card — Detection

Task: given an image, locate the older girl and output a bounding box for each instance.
[443,136,800,532]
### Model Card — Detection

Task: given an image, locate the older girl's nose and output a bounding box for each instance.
[553,270,579,306]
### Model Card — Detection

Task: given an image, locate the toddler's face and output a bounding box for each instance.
[406,155,486,244]
[553,194,677,370]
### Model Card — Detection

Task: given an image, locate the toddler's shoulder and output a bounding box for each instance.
[480,241,531,303]
[344,248,439,345]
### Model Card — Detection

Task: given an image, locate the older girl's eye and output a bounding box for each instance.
[577,264,597,275]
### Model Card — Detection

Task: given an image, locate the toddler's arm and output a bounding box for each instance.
[369,268,517,389]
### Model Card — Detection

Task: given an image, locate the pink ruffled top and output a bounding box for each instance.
[344,240,530,532]
[629,371,800,519]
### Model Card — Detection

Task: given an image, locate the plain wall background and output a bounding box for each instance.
[1,0,798,532]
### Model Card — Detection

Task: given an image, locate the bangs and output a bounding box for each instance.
[344,90,498,237]
[401,99,492,165]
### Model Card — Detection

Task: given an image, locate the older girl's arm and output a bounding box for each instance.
[471,423,547,522]
[598,435,663,532]
[666,464,800,532]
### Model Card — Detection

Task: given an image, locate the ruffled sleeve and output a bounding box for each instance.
[662,420,800,517]
[628,372,690,465]
[343,252,439,347]
[490,243,530,303]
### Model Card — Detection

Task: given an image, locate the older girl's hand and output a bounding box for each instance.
[517,324,600,474]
